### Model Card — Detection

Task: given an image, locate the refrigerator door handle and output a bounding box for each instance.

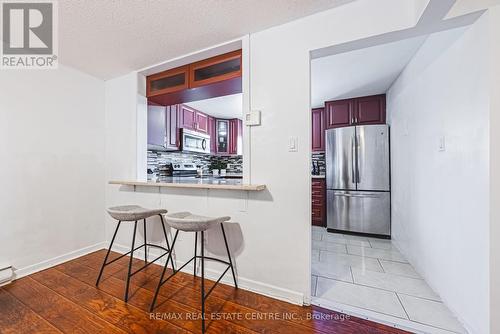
[356,134,361,184]
[351,136,356,184]
[334,192,383,199]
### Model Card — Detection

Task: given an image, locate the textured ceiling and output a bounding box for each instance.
[58,0,353,79]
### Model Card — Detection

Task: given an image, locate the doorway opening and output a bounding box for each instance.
[309,30,470,334]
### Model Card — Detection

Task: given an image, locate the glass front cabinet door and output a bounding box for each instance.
[216,120,229,154]
[147,66,189,97]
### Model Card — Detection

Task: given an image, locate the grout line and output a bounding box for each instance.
[312,295,464,334]
[316,266,440,303]
[395,292,410,320]
[377,258,385,273]
[395,292,443,303]
[397,293,465,334]
[315,274,354,285]
[312,294,408,321]
[345,279,442,303]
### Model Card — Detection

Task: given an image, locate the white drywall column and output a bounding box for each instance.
[489,5,500,334]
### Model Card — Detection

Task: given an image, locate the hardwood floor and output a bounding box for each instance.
[0,250,410,333]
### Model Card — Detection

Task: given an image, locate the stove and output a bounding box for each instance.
[171,163,198,177]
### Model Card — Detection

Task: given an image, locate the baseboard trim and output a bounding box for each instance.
[312,297,458,334]
[13,242,107,280]
[111,243,305,306]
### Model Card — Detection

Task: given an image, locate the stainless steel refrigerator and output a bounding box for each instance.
[326,124,390,237]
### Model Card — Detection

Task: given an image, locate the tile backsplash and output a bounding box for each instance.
[312,152,326,175]
[147,150,243,178]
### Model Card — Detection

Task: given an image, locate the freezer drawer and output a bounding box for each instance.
[327,190,390,236]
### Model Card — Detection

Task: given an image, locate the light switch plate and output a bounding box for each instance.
[289,136,298,152]
[245,110,261,126]
[439,136,446,152]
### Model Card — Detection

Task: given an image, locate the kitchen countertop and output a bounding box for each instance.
[109,177,266,191]
[312,175,326,179]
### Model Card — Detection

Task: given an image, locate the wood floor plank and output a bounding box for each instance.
[54,260,256,334]
[0,288,62,334]
[79,251,407,334]
[0,250,411,334]
[3,277,127,334]
[30,268,189,334]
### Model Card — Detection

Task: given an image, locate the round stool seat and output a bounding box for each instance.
[107,205,167,221]
[165,212,230,232]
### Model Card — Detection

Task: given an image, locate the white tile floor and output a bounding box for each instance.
[311,227,467,334]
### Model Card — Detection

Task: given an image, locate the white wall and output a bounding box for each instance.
[387,18,490,333]
[489,5,500,334]
[0,66,106,276]
[104,0,418,304]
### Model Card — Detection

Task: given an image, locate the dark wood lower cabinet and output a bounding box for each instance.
[312,178,326,227]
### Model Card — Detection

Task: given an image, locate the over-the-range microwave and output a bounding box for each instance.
[181,128,211,154]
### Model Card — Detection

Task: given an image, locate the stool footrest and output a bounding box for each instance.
[129,245,171,277]
[195,255,230,266]
[157,255,233,299]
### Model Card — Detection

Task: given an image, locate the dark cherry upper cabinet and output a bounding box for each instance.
[355,94,386,125]
[325,99,354,128]
[179,105,196,130]
[178,104,209,134]
[325,94,386,129]
[208,116,216,153]
[147,66,189,98]
[311,108,325,152]
[189,50,242,89]
[215,118,241,155]
[195,111,208,134]
[229,119,242,155]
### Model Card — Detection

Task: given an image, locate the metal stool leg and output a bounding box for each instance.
[96,221,121,286]
[221,223,238,288]
[150,229,179,312]
[143,219,147,264]
[159,214,176,271]
[124,221,138,302]
[194,232,198,276]
[201,231,206,333]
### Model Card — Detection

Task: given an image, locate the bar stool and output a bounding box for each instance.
[150,212,238,333]
[96,205,176,302]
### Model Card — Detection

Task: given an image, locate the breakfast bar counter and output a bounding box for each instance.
[109,178,266,191]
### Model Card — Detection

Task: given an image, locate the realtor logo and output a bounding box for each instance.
[1,0,58,68]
